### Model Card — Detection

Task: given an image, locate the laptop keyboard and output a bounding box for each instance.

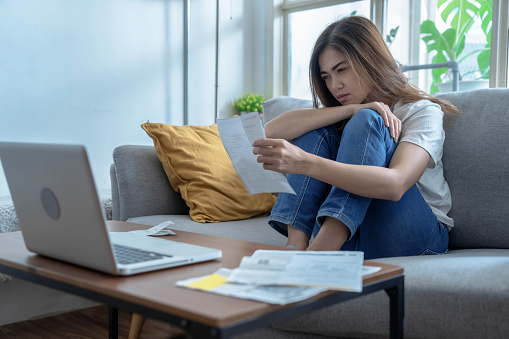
[112,243,172,265]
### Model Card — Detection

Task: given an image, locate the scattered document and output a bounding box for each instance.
[227,250,366,292]
[176,259,381,305]
[217,112,296,195]
[176,268,327,305]
[112,221,176,237]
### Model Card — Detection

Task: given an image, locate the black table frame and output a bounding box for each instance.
[0,263,404,339]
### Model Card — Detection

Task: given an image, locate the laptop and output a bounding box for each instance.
[0,142,222,276]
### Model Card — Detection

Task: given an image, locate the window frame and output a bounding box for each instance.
[275,0,386,97]
[490,0,509,87]
[271,0,508,98]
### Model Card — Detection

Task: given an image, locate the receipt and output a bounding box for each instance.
[128,221,176,236]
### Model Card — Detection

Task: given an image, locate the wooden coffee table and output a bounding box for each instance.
[0,221,404,338]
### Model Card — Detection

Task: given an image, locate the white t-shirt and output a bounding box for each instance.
[392,100,454,229]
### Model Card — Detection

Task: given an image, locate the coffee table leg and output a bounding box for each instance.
[385,277,404,339]
[109,306,119,339]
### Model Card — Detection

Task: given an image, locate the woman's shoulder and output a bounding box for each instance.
[394,99,441,112]
[393,99,442,120]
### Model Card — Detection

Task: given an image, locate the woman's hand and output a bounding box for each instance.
[353,102,401,142]
[252,138,310,175]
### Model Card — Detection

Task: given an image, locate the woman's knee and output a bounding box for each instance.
[346,109,384,131]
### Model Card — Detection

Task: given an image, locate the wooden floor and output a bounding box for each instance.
[0,305,186,339]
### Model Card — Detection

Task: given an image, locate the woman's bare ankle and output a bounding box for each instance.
[286,225,310,250]
[306,217,349,251]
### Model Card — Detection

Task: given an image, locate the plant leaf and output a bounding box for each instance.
[439,0,479,28]
[443,27,465,58]
[477,45,491,79]
[479,0,492,43]
[421,21,456,60]
[425,0,492,88]
[439,0,479,47]
[431,51,449,80]
[420,21,456,92]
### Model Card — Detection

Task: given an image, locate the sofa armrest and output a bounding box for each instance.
[110,145,188,221]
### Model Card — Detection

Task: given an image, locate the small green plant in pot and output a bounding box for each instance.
[420,0,492,93]
[233,93,266,114]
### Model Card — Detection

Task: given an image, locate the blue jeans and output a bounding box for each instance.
[268,109,449,259]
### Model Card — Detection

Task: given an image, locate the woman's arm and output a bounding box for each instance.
[265,102,401,142]
[253,140,429,201]
[264,106,355,141]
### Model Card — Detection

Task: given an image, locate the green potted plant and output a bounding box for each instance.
[233,93,266,114]
[420,0,492,93]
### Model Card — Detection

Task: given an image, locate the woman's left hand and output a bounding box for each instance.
[353,102,401,142]
[252,138,310,174]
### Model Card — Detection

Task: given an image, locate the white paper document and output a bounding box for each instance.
[175,268,327,305]
[112,221,177,237]
[175,254,380,305]
[227,250,367,292]
[217,112,296,195]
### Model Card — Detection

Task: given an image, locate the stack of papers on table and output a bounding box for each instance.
[176,267,327,305]
[176,250,381,305]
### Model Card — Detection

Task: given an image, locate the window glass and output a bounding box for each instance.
[386,0,427,91]
[388,0,492,93]
[385,0,411,66]
[288,1,370,99]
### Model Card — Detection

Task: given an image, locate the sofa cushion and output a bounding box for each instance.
[141,122,277,223]
[272,249,509,338]
[127,215,288,247]
[436,88,509,249]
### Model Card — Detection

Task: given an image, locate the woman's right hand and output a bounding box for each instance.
[352,102,401,142]
[253,138,311,175]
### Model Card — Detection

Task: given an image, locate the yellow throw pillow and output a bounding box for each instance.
[141,122,277,223]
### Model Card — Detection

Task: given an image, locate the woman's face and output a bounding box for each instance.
[318,47,371,105]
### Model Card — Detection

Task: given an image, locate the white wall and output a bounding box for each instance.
[0,0,265,197]
[209,0,268,121]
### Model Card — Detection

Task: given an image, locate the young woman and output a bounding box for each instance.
[253,16,459,259]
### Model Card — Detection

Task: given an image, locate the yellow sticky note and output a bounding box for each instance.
[187,273,228,291]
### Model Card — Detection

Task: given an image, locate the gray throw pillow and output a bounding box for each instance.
[262,96,313,126]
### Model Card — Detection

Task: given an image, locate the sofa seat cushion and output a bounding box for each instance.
[127,215,288,247]
[272,249,509,339]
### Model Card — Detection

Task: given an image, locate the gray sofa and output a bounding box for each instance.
[111,88,509,339]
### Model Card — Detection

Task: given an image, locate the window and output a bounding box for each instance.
[388,0,493,93]
[491,0,509,87]
[276,0,507,98]
[286,1,370,99]
[281,0,371,99]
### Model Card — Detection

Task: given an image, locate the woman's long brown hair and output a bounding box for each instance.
[309,16,460,115]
